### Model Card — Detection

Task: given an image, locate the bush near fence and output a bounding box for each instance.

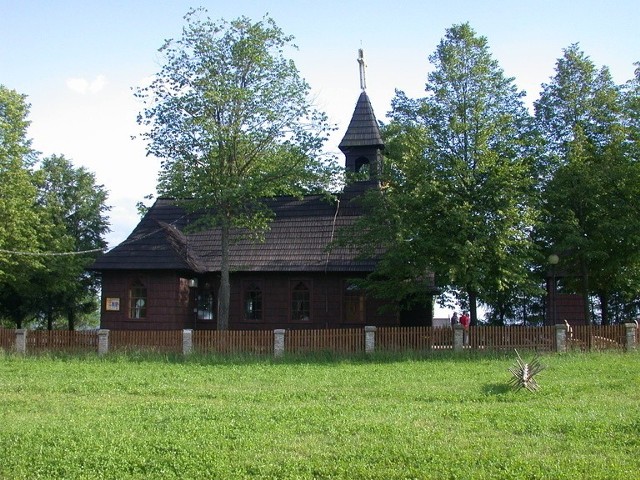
[0,324,635,356]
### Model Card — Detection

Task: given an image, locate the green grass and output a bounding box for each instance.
[0,350,639,479]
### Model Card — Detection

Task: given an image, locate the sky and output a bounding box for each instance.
[2,0,639,252]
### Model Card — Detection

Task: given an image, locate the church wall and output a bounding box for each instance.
[99,270,400,330]
[99,271,192,330]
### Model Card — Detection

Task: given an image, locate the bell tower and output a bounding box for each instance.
[338,49,384,181]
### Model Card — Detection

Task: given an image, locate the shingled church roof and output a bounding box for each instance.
[93,62,385,275]
[91,188,378,274]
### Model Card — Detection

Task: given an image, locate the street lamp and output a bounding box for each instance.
[548,254,559,325]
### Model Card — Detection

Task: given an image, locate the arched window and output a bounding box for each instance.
[355,157,370,176]
[129,280,147,319]
[244,283,262,321]
[291,281,310,322]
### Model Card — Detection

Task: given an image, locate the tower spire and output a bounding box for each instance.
[358,48,366,91]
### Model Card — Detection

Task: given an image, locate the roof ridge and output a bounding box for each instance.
[157,221,206,273]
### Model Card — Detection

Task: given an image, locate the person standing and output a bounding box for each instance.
[460,311,470,345]
[450,311,459,327]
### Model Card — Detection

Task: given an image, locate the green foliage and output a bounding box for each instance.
[344,32,640,325]
[30,155,110,329]
[535,45,640,323]
[0,352,638,479]
[346,24,540,323]
[0,86,110,329]
[136,9,338,328]
[0,85,45,284]
[137,9,337,220]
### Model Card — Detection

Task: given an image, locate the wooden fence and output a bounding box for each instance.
[194,329,273,355]
[26,330,98,353]
[377,326,453,351]
[0,327,14,350]
[0,324,636,356]
[285,328,364,354]
[110,329,183,353]
[569,325,627,351]
[469,326,557,352]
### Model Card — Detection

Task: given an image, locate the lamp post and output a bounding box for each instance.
[548,254,559,325]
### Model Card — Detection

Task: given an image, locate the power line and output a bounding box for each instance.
[0,206,193,258]
[0,248,106,257]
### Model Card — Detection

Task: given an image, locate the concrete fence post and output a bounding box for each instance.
[274,329,286,358]
[555,324,567,353]
[624,323,637,351]
[15,329,27,354]
[453,324,464,352]
[97,329,110,355]
[364,326,376,354]
[183,329,193,355]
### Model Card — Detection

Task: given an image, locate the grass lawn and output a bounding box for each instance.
[0,350,638,479]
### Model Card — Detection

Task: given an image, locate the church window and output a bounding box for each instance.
[129,280,147,319]
[291,281,310,321]
[244,283,263,321]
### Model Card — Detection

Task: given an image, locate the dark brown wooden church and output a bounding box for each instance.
[91,89,420,330]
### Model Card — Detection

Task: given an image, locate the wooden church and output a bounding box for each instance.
[91,63,430,330]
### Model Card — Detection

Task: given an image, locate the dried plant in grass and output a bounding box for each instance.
[508,349,545,392]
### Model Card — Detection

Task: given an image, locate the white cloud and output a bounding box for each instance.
[65,74,108,94]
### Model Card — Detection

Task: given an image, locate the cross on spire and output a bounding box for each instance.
[358,48,367,91]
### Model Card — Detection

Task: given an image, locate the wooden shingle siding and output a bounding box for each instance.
[91,193,377,275]
[338,91,384,149]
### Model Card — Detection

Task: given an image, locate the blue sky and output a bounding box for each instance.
[2,0,639,251]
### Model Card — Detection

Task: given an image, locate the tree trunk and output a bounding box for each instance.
[217,220,231,330]
[580,255,591,325]
[468,288,478,326]
[598,291,610,325]
[67,308,76,331]
[47,308,53,331]
[426,295,434,327]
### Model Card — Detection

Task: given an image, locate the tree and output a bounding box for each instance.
[534,45,640,324]
[351,24,538,325]
[136,9,335,329]
[0,86,110,329]
[624,62,640,147]
[0,86,44,284]
[32,155,110,330]
[619,63,640,317]
[0,86,49,328]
